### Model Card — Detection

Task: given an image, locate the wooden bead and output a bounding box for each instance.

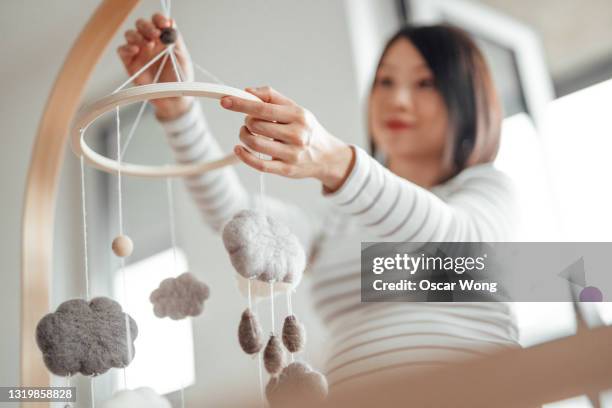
[160,27,177,45]
[112,235,133,257]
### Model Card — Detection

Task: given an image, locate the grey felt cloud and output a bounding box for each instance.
[149,272,210,320]
[101,387,171,408]
[35,297,138,376]
[266,361,328,407]
[222,210,306,284]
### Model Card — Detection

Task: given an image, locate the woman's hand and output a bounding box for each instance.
[220,86,355,193]
[117,13,194,121]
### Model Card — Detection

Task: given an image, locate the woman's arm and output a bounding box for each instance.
[220,87,516,242]
[160,101,330,254]
[322,145,517,242]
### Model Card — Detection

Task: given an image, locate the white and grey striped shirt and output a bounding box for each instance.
[161,101,520,391]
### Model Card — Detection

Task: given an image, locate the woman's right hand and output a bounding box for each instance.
[117,13,195,121]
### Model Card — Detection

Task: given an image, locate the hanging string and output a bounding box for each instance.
[112,46,173,94]
[193,61,226,85]
[65,374,72,407]
[90,376,95,408]
[168,49,183,82]
[79,152,90,300]
[269,282,275,334]
[166,178,179,271]
[115,107,132,390]
[286,290,293,316]
[247,278,253,310]
[254,300,265,408]
[165,176,185,408]
[286,290,295,363]
[120,53,170,159]
[160,0,170,16]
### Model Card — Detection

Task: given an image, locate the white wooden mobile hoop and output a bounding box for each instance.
[72,82,259,178]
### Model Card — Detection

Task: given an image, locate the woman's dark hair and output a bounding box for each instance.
[369,24,502,181]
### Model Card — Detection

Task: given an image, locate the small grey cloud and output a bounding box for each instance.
[266,361,328,407]
[149,272,210,320]
[222,210,305,284]
[36,297,138,376]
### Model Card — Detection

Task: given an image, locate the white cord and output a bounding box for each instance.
[120,53,170,158]
[287,290,295,362]
[166,178,178,272]
[112,46,172,94]
[193,61,226,85]
[116,107,132,390]
[247,278,253,310]
[90,375,95,408]
[166,179,184,408]
[269,282,275,334]
[79,153,90,300]
[169,48,183,82]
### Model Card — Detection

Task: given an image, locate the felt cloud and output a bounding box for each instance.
[149,272,210,320]
[222,210,306,284]
[266,361,328,407]
[101,387,171,408]
[35,297,138,376]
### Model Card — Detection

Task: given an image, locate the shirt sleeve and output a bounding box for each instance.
[322,144,517,242]
[159,100,329,256]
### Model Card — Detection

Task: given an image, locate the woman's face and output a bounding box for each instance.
[370,38,449,160]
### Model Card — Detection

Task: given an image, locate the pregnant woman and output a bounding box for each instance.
[118,13,518,392]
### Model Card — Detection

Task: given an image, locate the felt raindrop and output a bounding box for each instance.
[265,361,328,407]
[282,315,306,353]
[263,335,286,375]
[35,297,138,376]
[149,272,210,320]
[238,308,263,354]
[222,210,305,284]
[112,234,133,257]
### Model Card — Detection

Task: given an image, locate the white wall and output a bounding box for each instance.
[0,0,382,406]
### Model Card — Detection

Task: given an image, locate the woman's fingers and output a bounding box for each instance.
[245,117,305,146]
[136,18,160,41]
[234,145,294,177]
[221,96,303,124]
[152,13,171,29]
[238,126,300,162]
[125,29,144,45]
[117,44,139,61]
[245,86,295,106]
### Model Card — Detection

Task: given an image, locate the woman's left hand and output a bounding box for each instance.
[220,86,355,193]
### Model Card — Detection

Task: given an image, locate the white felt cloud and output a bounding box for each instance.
[100,387,171,408]
[222,210,306,284]
[266,361,328,407]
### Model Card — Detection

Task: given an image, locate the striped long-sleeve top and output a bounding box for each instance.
[160,101,520,391]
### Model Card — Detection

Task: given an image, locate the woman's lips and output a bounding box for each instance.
[385,119,414,131]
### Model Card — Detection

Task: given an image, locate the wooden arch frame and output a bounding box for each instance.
[20,0,612,407]
[21,0,141,392]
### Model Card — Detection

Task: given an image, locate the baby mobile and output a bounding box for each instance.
[34,1,327,407]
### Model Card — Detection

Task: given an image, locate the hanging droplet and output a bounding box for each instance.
[238,308,263,354]
[282,314,305,353]
[160,27,177,45]
[263,334,285,375]
[112,235,133,257]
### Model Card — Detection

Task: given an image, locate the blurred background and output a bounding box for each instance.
[1,0,612,406]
